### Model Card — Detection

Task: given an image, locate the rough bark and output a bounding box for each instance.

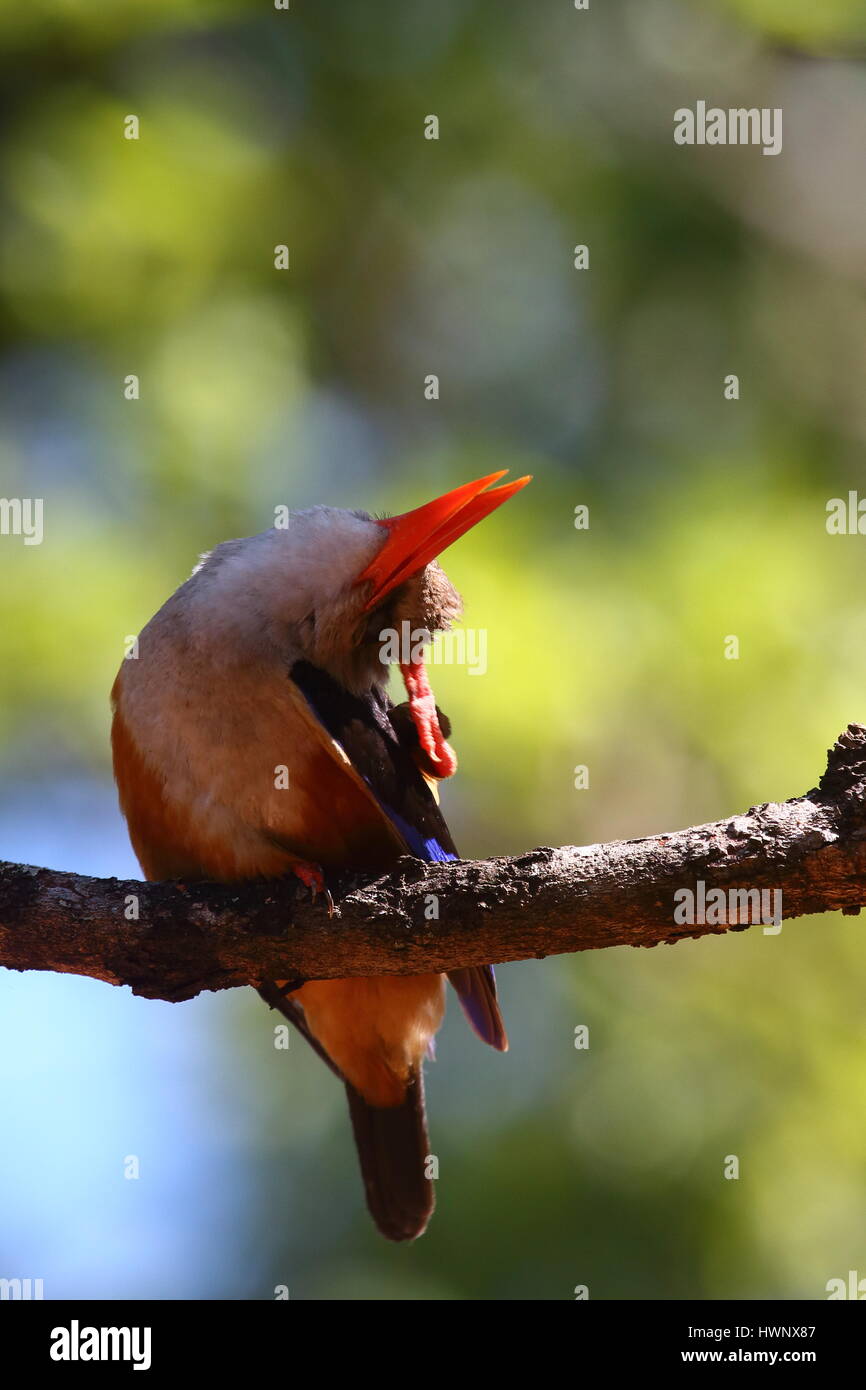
[1,725,865,1004]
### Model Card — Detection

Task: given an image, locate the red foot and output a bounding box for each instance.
[399,658,457,779]
[289,860,334,916]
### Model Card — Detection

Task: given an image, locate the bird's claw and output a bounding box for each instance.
[290,861,335,917]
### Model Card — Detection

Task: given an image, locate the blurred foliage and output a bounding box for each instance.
[2,0,866,1300]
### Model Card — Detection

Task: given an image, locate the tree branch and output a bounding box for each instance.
[1,725,865,1003]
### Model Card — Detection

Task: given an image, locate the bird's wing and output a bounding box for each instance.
[288,659,507,1051]
[261,673,409,872]
[289,660,459,862]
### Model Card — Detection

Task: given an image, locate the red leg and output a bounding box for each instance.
[288,859,334,916]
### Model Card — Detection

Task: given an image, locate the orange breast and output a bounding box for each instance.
[111,671,443,1107]
[111,676,401,881]
[295,975,446,1106]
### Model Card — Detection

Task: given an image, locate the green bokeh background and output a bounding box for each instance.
[2,0,866,1299]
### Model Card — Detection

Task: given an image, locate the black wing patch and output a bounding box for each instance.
[289,660,458,862]
[288,660,507,1051]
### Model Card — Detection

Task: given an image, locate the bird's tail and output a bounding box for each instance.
[344,1067,434,1242]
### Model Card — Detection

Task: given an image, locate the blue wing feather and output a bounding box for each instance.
[290,660,506,1050]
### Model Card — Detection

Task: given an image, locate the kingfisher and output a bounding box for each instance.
[111,470,530,1241]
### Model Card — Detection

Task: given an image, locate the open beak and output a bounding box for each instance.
[356,470,531,611]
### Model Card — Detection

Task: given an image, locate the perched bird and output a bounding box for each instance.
[111,470,530,1240]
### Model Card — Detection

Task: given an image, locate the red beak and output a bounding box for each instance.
[356,470,531,610]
